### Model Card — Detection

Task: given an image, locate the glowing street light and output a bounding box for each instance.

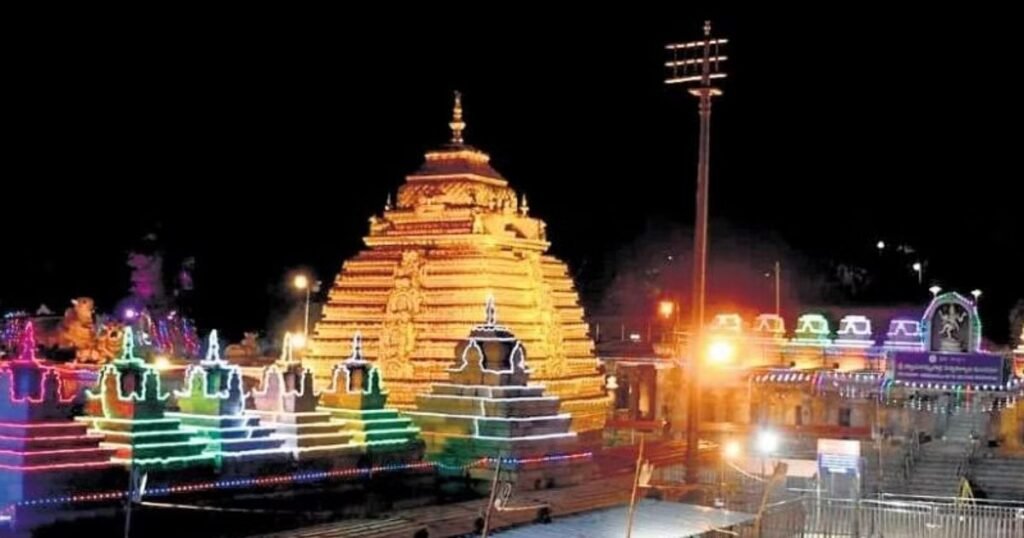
[707,340,735,364]
[757,430,779,455]
[723,440,741,460]
[929,285,942,298]
[756,430,779,478]
[971,289,982,302]
[153,355,171,371]
[290,333,307,350]
[876,240,885,251]
[293,273,312,339]
[658,300,675,319]
[912,262,923,284]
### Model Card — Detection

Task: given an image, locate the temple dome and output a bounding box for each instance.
[309,93,608,435]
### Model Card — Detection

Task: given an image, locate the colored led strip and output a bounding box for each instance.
[2,451,594,511]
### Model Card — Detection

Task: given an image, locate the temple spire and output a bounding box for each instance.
[16,321,37,363]
[349,331,364,361]
[280,332,296,364]
[484,294,497,327]
[449,91,466,145]
[205,330,221,362]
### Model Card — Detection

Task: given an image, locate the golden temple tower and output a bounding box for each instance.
[308,93,608,435]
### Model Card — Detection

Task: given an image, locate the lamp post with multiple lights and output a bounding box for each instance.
[665,19,728,487]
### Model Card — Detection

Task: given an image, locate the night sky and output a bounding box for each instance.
[5,10,1021,342]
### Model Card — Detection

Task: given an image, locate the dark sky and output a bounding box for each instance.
[4,10,1021,342]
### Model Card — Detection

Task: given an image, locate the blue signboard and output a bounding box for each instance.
[817,439,860,475]
[893,352,1006,386]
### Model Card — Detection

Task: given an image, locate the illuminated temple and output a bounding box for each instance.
[78,328,213,469]
[406,298,590,490]
[166,331,289,470]
[309,93,608,436]
[0,324,120,505]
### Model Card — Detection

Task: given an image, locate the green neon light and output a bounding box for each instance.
[85,361,170,408]
[164,412,251,421]
[112,327,146,367]
[101,439,208,450]
[111,453,216,467]
[77,416,179,425]
[84,428,198,440]
[320,407,398,414]
[353,427,420,435]
[364,439,413,447]
[214,448,294,459]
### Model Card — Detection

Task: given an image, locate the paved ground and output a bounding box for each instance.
[253,440,707,538]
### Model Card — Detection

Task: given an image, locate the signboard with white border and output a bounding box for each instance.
[817,438,860,475]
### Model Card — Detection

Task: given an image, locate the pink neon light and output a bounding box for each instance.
[0,362,76,405]
[0,447,108,457]
[0,434,96,442]
[12,322,40,364]
[0,460,115,472]
[0,422,86,429]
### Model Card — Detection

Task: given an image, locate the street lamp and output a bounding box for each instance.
[876,240,885,252]
[707,340,736,364]
[912,262,923,284]
[665,20,729,486]
[658,300,675,319]
[724,440,741,460]
[971,289,982,303]
[757,430,779,478]
[293,274,311,338]
[929,285,942,298]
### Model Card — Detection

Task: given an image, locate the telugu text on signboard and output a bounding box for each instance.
[817,439,860,475]
[892,352,1005,386]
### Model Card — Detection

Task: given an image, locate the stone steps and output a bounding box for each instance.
[970,458,1024,500]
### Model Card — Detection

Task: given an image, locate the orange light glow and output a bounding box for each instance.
[659,301,675,319]
[707,340,735,364]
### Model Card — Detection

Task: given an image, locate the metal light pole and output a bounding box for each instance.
[666,20,728,486]
[303,286,310,337]
[766,262,781,315]
[293,274,311,338]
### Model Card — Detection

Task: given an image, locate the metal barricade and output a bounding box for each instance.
[794,495,1024,538]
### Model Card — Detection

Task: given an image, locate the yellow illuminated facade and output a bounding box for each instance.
[308,93,608,435]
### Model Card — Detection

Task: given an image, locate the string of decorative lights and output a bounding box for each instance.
[0,452,593,514]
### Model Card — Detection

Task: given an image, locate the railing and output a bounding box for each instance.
[796,496,1024,538]
[735,497,806,538]
[900,432,922,487]
[879,493,1024,507]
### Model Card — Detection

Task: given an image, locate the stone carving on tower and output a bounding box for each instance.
[309,93,609,436]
